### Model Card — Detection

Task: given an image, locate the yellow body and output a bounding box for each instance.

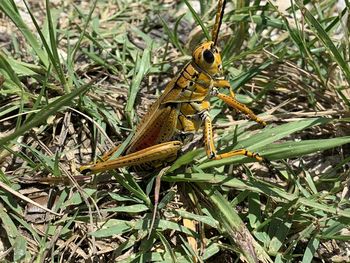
[79,0,266,174]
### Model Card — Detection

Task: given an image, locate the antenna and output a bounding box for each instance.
[211,0,226,45]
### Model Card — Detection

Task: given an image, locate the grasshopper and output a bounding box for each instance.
[79,0,266,175]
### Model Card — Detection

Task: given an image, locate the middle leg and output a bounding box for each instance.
[203,112,263,161]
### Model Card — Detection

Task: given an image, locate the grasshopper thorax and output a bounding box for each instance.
[192,41,223,77]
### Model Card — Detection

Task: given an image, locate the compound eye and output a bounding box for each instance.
[203,49,214,64]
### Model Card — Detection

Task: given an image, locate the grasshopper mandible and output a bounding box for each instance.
[80,0,266,175]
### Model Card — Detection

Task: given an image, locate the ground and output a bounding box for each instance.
[0,0,349,262]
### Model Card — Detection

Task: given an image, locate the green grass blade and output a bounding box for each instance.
[22,0,67,88]
[44,0,68,91]
[0,52,28,93]
[302,235,319,263]
[0,78,94,146]
[125,48,151,125]
[90,219,134,237]
[70,0,97,63]
[159,14,186,55]
[183,0,210,41]
[163,173,350,218]
[259,136,350,160]
[299,3,350,84]
[200,118,333,169]
[0,0,49,67]
[157,232,177,263]
[197,183,272,263]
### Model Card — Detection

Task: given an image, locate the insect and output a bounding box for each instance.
[79,0,266,175]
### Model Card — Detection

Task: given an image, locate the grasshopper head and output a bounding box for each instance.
[192,0,226,77]
[192,41,223,77]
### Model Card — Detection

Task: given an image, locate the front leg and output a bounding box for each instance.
[213,79,235,98]
[213,79,266,126]
[203,112,263,161]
